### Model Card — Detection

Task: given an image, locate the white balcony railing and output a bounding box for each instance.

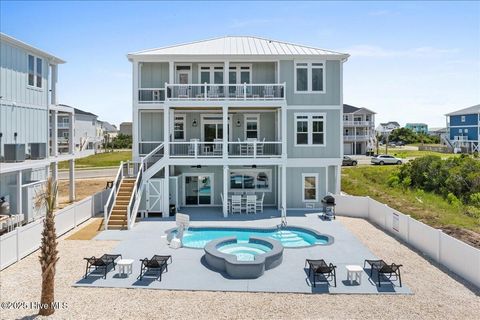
[343,120,374,127]
[138,88,166,103]
[57,122,70,129]
[344,135,370,141]
[165,83,286,101]
[166,140,282,158]
[453,136,469,141]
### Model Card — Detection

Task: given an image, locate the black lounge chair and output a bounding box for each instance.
[138,255,172,281]
[364,259,403,287]
[84,254,122,279]
[305,259,337,287]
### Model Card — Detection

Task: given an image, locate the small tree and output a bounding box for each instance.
[35,177,59,316]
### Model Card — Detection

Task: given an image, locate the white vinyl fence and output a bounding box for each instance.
[0,189,111,271]
[334,194,480,289]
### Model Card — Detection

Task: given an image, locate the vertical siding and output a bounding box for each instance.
[140,111,163,141]
[0,40,49,108]
[287,109,341,158]
[140,62,169,88]
[286,167,327,208]
[280,60,340,106]
[252,62,275,83]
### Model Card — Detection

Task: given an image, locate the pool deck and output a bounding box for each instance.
[76,208,411,294]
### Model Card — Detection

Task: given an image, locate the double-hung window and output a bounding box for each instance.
[174,115,185,140]
[28,54,43,88]
[244,114,259,139]
[302,173,318,202]
[295,61,325,93]
[295,113,325,146]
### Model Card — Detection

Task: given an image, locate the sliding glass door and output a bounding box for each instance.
[184,174,213,205]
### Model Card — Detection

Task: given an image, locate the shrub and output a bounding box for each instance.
[387,175,400,187]
[469,193,480,207]
[447,193,461,207]
[464,206,480,219]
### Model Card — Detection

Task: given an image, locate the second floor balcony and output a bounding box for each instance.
[138,83,286,104]
[343,120,374,127]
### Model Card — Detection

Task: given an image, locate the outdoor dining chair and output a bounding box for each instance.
[246,195,257,214]
[231,195,242,214]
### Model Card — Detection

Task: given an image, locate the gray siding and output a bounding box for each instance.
[140,111,163,141]
[287,109,341,158]
[280,60,340,106]
[252,62,275,83]
[327,166,336,194]
[140,62,169,88]
[286,167,327,208]
[0,105,48,156]
[0,39,49,108]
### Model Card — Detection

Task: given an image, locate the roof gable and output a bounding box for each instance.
[128,36,349,59]
[445,104,480,116]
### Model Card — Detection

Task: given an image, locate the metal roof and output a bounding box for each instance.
[0,32,66,64]
[343,104,376,114]
[445,104,480,116]
[128,36,349,59]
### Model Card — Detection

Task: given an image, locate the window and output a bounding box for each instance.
[461,116,466,122]
[27,54,42,88]
[295,61,325,93]
[465,129,469,134]
[174,115,185,140]
[244,114,259,139]
[302,173,318,202]
[229,169,271,192]
[295,113,325,146]
[199,65,224,84]
[229,65,252,84]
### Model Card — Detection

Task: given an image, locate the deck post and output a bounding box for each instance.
[281,106,287,158]
[223,165,229,217]
[222,106,228,159]
[281,165,287,214]
[163,106,170,158]
[16,171,22,215]
[69,159,75,202]
[51,110,58,157]
[163,165,170,218]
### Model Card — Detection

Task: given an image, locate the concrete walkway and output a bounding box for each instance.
[76,210,410,294]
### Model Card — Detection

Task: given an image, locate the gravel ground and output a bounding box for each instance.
[1,217,479,320]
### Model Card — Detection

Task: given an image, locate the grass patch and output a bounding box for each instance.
[382,147,458,159]
[341,166,480,234]
[59,151,132,169]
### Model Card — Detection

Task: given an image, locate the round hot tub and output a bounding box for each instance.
[204,237,283,279]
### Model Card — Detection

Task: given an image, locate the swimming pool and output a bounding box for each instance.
[169,226,332,248]
[218,241,272,261]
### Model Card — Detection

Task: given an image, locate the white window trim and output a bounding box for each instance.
[244,114,260,140]
[182,173,215,206]
[229,168,272,193]
[229,63,252,84]
[175,63,192,84]
[198,64,224,84]
[173,113,186,141]
[27,53,43,90]
[294,112,326,147]
[302,173,319,202]
[294,60,326,94]
[461,116,466,122]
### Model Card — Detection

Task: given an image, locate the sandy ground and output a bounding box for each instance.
[1,217,479,320]
[57,178,111,209]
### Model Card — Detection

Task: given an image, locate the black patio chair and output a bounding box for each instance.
[305,259,337,287]
[364,259,403,287]
[84,254,122,279]
[138,255,172,281]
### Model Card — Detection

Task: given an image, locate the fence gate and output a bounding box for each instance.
[146,178,164,215]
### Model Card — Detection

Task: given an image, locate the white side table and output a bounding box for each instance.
[346,265,363,285]
[117,259,134,277]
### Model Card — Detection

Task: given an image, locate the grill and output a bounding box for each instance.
[321,195,336,220]
[321,195,336,206]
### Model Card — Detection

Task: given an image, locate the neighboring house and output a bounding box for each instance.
[57,105,103,153]
[0,33,76,226]
[428,127,447,137]
[100,121,118,139]
[445,104,480,153]
[405,123,428,134]
[342,104,376,155]
[103,35,349,228]
[119,122,132,136]
[376,121,400,136]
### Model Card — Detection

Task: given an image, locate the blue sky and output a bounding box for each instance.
[1,1,479,127]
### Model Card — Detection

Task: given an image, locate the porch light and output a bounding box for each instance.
[192,119,198,127]
[236,119,241,127]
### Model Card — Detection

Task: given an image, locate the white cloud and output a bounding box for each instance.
[342,45,460,58]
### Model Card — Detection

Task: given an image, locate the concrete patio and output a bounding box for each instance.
[76,208,411,294]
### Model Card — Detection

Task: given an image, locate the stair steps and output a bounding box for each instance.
[107,178,136,230]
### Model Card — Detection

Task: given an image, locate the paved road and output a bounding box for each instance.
[59,168,118,180]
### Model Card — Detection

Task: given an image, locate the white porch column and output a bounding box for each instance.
[51,162,58,181]
[281,106,287,157]
[168,61,174,84]
[325,167,329,195]
[335,165,341,194]
[277,165,281,209]
[68,112,75,154]
[163,165,170,218]
[51,110,58,157]
[132,61,140,160]
[224,61,229,95]
[281,165,287,213]
[16,171,22,215]
[163,106,170,157]
[223,165,229,217]
[222,106,228,159]
[69,159,75,202]
[51,64,58,105]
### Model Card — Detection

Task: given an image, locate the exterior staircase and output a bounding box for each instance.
[107,178,136,230]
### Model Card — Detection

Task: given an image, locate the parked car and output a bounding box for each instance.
[342,156,358,166]
[371,155,403,165]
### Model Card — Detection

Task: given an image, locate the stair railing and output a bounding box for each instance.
[103,161,125,230]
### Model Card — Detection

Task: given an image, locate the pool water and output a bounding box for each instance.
[174,227,330,248]
[218,241,271,261]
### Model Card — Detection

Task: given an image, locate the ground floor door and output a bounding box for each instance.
[184,174,213,205]
[146,179,164,213]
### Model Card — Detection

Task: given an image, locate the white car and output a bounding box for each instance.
[371,155,403,165]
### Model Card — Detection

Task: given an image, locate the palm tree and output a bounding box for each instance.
[35,177,59,316]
